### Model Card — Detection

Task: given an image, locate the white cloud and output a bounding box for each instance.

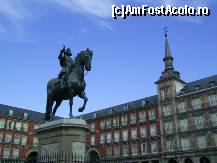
[50,0,114,18]
[0,0,114,39]
[49,0,114,30]
[0,0,35,22]
[0,0,38,41]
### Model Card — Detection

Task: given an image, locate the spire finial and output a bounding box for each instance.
[164,26,168,38]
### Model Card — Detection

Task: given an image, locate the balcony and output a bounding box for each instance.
[139,119,146,124]
[106,140,112,145]
[131,137,139,143]
[106,125,112,130]
[113,124,119,129]
[130,117,137,125]
[114,139,120,144]
[121,122,128,127]
[4,140,13,144]
[140,135,147,141]
[99,127,105,132]
[122,138,128,144]
[100,140,105,145]
[149,117,156,122]
[177,102,217,115]
[150,134,160,140]
[204,102,217,110]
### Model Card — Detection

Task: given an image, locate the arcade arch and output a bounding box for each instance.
[86,149,100,162]
[184,158,193,163]
[200,157,210,163]
[168,159,178,163]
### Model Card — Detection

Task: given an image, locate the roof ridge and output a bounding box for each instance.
[186,74,217,84]
[0,104,43,114]
[78,95,158,118]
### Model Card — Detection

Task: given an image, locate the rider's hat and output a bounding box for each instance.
[66,48,72,57]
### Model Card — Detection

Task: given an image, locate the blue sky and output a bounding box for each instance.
[0,0,217,118]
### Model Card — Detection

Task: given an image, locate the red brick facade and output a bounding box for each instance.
[0,115,39,159]
[85,104,161,161]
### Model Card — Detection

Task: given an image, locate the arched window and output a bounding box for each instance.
[185,158,193,163]
[26,151,38,163]
[86,149,100,162]
[168,159,177,163]
[200,157,210,163]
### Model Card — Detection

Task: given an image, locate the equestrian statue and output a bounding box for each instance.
[44,46,93,121]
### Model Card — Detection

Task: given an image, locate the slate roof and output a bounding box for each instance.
[0,104,59,123]
[179,75,217,95]
[78,95,158,121]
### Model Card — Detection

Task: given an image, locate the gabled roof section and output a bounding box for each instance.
[179,75,217,95]
[78,95,158,121]
[0,104,60,123]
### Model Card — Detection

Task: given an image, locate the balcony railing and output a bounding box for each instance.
[1,152,87,163]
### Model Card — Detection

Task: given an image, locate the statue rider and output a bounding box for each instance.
[58,46,74,88]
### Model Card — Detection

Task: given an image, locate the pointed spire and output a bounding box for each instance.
[163,26,174,70]
[156,27,183,83]
[165,35,172,57]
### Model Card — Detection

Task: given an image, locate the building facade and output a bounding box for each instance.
[156,34,217,163]
[0,104,43,159]
[84,96,161,163]
[82,34,217,163]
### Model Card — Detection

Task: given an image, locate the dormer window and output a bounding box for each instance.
[209,81,216,87]
[8,110,13,116]
[179,88,186,94]
[109,109,113,115]
[123,105,129,111]
[194,85,200,91]
[93,113,97,119]
[141,101,146,107]
[23,113,28,120]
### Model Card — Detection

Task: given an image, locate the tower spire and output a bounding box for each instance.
[163,27,174,70]
[156,27,184,83]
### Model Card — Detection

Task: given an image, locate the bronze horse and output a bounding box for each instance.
[44,49,93,121]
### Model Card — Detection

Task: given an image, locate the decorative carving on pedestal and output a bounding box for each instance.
[72,142,85,161]
[41,143,59,155]
[36,118,90,163]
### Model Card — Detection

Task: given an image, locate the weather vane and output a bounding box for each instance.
[164,26,168,37]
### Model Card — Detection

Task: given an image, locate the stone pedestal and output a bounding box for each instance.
[35,118,89,162]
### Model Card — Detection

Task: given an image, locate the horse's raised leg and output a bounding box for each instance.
[69,98,73,118]
[78,92,88,112]
[52,100,62,119]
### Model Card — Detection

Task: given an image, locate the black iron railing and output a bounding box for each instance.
[0,152,85,163]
